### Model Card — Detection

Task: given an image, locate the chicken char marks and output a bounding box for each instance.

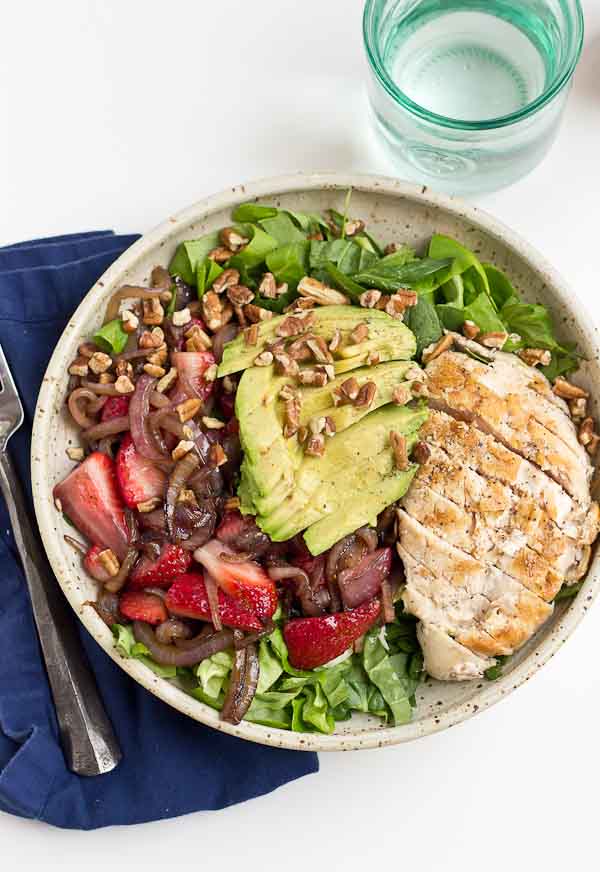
[398,350,600,681]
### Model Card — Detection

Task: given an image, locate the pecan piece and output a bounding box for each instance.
[389,431,409,470]
[359,289,381,309]
[227,284,254,307]
[553,377,589,400]
[220,227,249,252]
[297,276,349,306]
[305,433,326,457]
[355,381,376,408]
[422,334,454,364]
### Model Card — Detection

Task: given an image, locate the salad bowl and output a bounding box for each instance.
[31,172,600,751]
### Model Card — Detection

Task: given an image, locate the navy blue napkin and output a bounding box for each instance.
[0,232,318,830]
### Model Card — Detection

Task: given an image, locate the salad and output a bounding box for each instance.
[54,195,591,733]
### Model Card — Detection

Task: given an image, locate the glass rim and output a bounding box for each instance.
[362,0,585,131]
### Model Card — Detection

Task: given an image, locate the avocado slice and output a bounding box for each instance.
[236,360,421,517]
[303,464,418,556]
[257,404,427,542]
[218,305,416,377]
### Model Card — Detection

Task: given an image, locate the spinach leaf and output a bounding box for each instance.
[404,294,443,357]
[554,581,584,602]
[259,213,306,245]
[429,234,491,299]
[362,628,413,725]
[232,203,278,222]
[309,239,363,275]
[463,292,507,335]
[353,257,454,292]
[196,258,223,298]
[377,245,417,269]
[169,233,220,285]
[325,263,365,300]
[484,655,508,681]
[285,210,329,234]
[265,241,309,290]
[483,263,519,309]
[540,350,579,382]
[227,226,278,270]
[93,319,129,354]
[436,303,466,332]
[500,301,566,352]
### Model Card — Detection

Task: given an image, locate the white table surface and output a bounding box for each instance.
[2,1,599,867]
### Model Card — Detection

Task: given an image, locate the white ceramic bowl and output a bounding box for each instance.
[31,173,600,751]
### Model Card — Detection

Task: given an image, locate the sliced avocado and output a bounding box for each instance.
[303,464,418,556]
[236,360,422,517]
[218,306,416,377]
[258,405,427,541]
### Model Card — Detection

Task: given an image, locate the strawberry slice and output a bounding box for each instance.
[83,544,113,583]
[128,542,192,590]
[101,395,130,422]
[169,350,216,406]
[284,598,381,669]
[192,539,277,621]
[116,433,167,509]
[166,573,264,631]
[119,590,167,625]
[53,452,129,559]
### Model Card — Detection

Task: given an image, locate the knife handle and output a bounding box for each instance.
[0,449,122,776]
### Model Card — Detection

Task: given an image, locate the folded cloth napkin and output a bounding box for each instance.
[0,232,318,830]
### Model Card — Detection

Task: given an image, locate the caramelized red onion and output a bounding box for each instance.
[380,577,395,624]
[81,380,122,396]
[155,618,193,645]
[204,572,223,631]
[267,564,325,616]
[104,286,167,323]
[130,374,168,460]
[212,323,239,364]
[92,590,121,626]
[165,450,201,538]
[68,388,106,428]
[82,415,130,441]
[221,634,259,725]
[104,547,139,593]
[337,547,392,609]
[133,620,234,666]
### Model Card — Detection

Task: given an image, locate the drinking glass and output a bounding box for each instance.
[363,0,584,194]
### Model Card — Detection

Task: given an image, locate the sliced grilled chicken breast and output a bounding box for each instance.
[426,350,591,503]
[398,349,598,681]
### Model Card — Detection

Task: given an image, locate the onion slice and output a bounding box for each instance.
[129,374,167,460]
[132,621,234,666]
[221,635,259,725]
[204,572,223,631]
[165,450,200,538]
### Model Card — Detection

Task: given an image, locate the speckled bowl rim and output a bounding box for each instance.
[31,172,600,752]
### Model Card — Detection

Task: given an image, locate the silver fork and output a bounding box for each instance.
[0,343,122,776]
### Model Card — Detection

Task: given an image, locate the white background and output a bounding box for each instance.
[1,1,599,868]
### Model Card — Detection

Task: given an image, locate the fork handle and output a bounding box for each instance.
[0,449,122,776]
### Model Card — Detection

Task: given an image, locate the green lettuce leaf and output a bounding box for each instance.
[259,213,306,245]
[232,203,279,222]
[362,628,413,725]
[227,225,278,270]
[93,319,129,354]
[169,233,220,285]
[112,624,176,678]
[403,294,443,357]
[195,650,234,699]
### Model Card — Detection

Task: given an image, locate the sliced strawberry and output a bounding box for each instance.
[128,542,192,590]
[169,350,216,406]
[116,433,167,509]
[84,544,113,583]
[193,539,277,620]
[53,452,129,559]
[166,572,264,631]
[119,590,167,625]
[284,598,381,669]
[101,395,130,422]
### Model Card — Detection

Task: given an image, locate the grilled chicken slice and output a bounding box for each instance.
[398,350,599,681]
[416,622,495,681]
[398,511,553,656]
[426,350,591,503]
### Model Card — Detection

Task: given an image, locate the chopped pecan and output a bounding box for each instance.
[202,416,225,429]
[66,447,85,461]
[411,380,429,398]
[323,416,336,437]
[305,433,326,457]
[68,357,89,377]
[462,320,480,340]
[99,373,115,384]
[340,377,360,401]
[88,351,112,374]
[212,268,240,295]
[121,309,139,333]
[244,324,259,346]
[244,303,273,323]
[578,417,596,447]
[98,548,120,577]
[144,363,166,378]
[329,329,342,352]
[220,227,249,252]
[283,397,302,438]
[274,351,299,377]
[208,247,235,263]
[209,443,228,467]
[350,322,370,344]
[553,377,589,400]
[422,334,454,364]
[392,383,411,406]
[375,294,390,311]
[172,440,195,462]
[279,384,300,402]
[204,364,218,382]
[285,297,316,313]
[185,324,213,351]
[156,367,178,393]
[297,276,349,306]
[518,347,552,367]
[367,351,380,366]
[383,243,397,256]
[479,331,508,349]
[276,314,312,339]
[254,350,274,366]
[355,381,376,408]
[569,397,588,420]
[306,336,333,364]
[258,272,278,299]
[297,425,309,443]
[344,219,365,237]
[177,398,203,423]
[309,416,326,435]
[142,298,164,325]
[298,368,328,387]
[172,307,192,327]
[359,289,381,309]
[227,284,254,307]
[287,337,314,362]
[412,441,431,464]
[147,344,168,367]
[115,375,135,394]
[202,291,233,331]
[115,359,133,379]
[385,290,418,320]
[389,431,409,470]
